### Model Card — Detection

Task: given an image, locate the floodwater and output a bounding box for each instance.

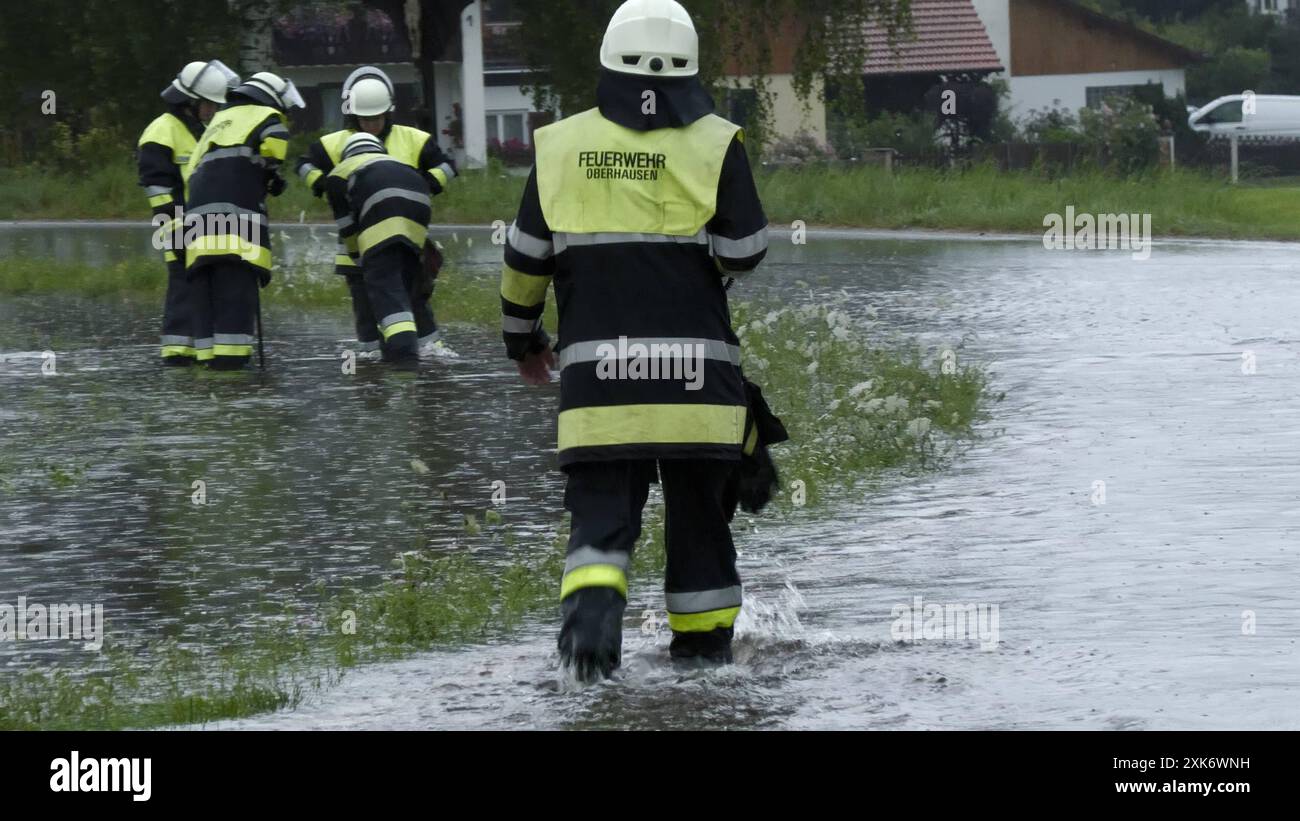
[2,222,1298,729]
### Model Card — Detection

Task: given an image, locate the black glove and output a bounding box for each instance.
[257,268,271,288]
[310,175,326,198]
[735,379,790,516]
[266,172,287,197]
[738,443,780,515]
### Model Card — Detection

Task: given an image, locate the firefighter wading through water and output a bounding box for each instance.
[501,0,771,681]
[324,133,433,363]
[183,72,305,369]
[295,67,457,359]
[137,59,239,365]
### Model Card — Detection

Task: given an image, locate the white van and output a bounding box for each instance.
[1188,94,1300,139]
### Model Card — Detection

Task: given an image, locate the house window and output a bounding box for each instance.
[486,111,530,145]
[484,0,521,22]
[321,84,343,131]
[1085,84,1149,109]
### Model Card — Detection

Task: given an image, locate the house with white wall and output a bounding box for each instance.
[274,0,537,169]
[1247,0,1295,15]
[971,0,1202,120]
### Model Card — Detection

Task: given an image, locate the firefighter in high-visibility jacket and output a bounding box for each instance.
[294,66,456,357]
[183,72,305,369]
[137,60,238,364]
[324,133,432,363]
[501,0,770,681]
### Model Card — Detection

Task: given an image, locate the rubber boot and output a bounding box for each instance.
[669,626,734,665]
[558,586,626,683]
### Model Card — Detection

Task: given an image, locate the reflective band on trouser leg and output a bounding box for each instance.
[213,333,254,358]
[378,311,416,340]
[560,563,628,602]
[194,337,215,361]
[161,335,196,359]
[665,586,742,632]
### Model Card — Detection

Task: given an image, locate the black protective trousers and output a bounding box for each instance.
[189,260,259,370]
[160,258,196,363]
[346,246,437,359]
[562,459,743,636]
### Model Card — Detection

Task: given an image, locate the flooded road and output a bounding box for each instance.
[3,224,1299,729]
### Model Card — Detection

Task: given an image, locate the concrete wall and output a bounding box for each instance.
[972,1,1187,122]
[433,62,461,156]
[726,74,827,147]
[1009,68,1186,119]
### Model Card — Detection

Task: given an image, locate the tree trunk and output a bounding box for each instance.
[231,0,275,74]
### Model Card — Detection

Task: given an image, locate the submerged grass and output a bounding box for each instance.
[733,301,994,507]
[0,255,548,333]
[0,254,994,730]
[4,158,1298,239]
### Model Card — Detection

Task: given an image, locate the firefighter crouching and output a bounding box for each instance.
[138,59,238,365]
[323,132,433,364]
[182,72,305,370]
[500,0,773,681]
[295,66,456,358]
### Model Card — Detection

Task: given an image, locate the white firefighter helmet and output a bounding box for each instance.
[341,132,385,160]
[341,66,395,116]
[170,59,240,104]
[344,78,394,117]
[599,0,698,77]
[237,71,307,111]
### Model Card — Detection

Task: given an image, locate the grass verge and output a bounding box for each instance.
[3,158,1298,240]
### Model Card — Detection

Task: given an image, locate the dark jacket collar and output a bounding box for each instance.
[165,102,204,139]
[596,68,715,131]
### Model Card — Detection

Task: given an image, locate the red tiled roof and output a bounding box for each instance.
[861,0,1004,76]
